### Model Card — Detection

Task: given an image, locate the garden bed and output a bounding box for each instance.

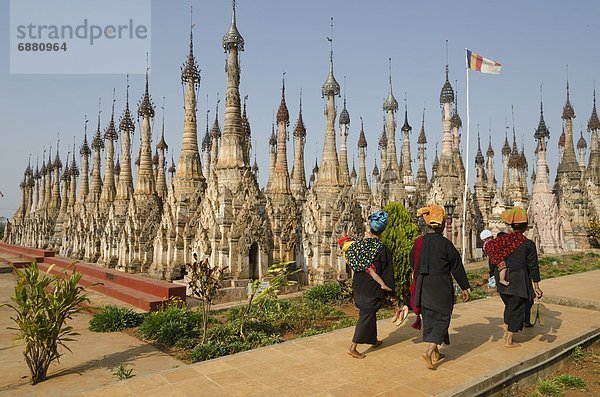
[515,345,600,396]
[89,282,397,364]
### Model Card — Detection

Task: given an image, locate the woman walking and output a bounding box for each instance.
[485,207,543,347]
[347,210,395,359]
[412,204,471,370]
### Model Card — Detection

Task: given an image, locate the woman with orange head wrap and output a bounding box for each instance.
[488,207,543,347]
[411,204,471,370]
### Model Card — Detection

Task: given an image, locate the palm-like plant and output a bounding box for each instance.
[2,262,90,384]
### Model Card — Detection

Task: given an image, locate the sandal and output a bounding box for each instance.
[391,308,400,323]
[394,305,409,326]
[537,302,545,326]
[530,302,538,325]
[371,340,383,348]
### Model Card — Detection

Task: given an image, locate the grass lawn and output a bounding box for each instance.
[465,251,600,301]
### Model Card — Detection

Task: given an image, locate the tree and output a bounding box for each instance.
[2,262,90,385]
[187,253,226,343]
[380,202,420,304]
[239,261,299,338]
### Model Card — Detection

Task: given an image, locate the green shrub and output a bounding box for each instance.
[189,329,282,363]
[300,328,324,337]
[139,304,202,346]
[329,317,357,330]
[89,306,144,332]
[554,374,586,390]
[244,330,283,346]
[1,262,90,385]
[571,345,585,363]
[469,288,488,301]
[189,342,229,362]
[174,337,198,349]
[304,283,347,305]
[206,321,244,344]
[537,379,562,397]
[380,202,420,304]
[376,308,394,320]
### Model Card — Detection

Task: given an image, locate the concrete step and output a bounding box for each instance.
[37,261,171,312]
[0,242,54,258]
[3,244,186,312]
[0,246,44,263]
[0,253,30,268]
[45,256,185,301]
[0,263,12,273]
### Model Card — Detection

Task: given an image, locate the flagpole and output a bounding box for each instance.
[462,49,470,261]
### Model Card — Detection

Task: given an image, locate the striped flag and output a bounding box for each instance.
[467,49,501,74]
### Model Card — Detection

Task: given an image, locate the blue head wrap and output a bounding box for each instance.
[368,210,389,232]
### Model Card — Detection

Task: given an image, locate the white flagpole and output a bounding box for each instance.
[462,49,470,261]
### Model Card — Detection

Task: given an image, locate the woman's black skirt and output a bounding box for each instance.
[352,294,381,345]
[500,293,527,333]
[422,306,451,345]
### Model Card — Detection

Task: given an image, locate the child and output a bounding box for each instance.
[481,230,510,286]
[338,236,392,292]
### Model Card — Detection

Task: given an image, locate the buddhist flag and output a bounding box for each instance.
[467,49,501,74]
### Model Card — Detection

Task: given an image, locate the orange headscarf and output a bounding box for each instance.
[501,207,528,225]
[417,204,446,226]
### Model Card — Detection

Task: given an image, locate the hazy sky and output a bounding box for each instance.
[1,0,599,219]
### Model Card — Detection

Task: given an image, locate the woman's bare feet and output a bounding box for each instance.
[505,332,520,348]
[432,350,445,363]
[348,343,366,358]
[347,349,366,359]
[422,352,436,370]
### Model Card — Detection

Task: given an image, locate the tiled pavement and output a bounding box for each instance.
[0,273,182,397]
[2,270,599,397]
[81,271,600,397]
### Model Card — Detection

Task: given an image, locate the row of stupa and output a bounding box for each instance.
[5,2,599,283]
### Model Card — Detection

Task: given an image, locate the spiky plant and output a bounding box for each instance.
[2,262,90,384]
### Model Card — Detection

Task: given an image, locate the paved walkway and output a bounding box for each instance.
[81,271,600,397]
[0,273,181,397]
[541,269,600,310]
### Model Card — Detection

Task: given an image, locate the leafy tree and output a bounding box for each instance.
[2,262,90,385]
[380,202,420,304]
[239,261,299,338]
[187,253,226,343]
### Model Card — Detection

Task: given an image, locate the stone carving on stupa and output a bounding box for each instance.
[527,90,564,253]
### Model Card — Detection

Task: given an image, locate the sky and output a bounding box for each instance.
[1,0,599,219]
